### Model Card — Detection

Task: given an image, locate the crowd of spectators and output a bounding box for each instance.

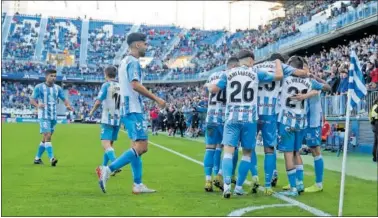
[1,81,36,111]
[3,15,41,60]
[1,60,55,74]
[43,17,81,59]
[304,34,378,94]
[87,25,129,65]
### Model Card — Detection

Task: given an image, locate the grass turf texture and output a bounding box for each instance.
[2,123,377,216]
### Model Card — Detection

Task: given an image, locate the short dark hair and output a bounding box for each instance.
[226,56,239,66]
[237,50,255,60]
[105,66,117,78]
[127,32,147,46]
[269,53,288,63]
[287,56,305,69]
[45,69,56,75]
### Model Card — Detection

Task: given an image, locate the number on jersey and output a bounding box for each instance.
[230,81,254,103]
[258,81,277,92]
[112,93,121,109]
[285,87,308,109]
[209,90,226,105]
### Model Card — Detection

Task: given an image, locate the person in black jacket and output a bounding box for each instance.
[191,108,200,138]
[167,106,176,136]
[173,109,185,137]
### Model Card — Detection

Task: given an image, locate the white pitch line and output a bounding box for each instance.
[121,130,331,216]
[227,204,293,216]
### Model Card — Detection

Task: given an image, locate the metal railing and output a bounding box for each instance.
[322,91,377,117]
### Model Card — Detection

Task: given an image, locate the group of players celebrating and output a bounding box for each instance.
[30,32,330,198]
[205,50,331,198]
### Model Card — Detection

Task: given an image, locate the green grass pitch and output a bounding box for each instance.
[2,123,377,216]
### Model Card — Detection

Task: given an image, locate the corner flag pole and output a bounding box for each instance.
[337,83,352,217]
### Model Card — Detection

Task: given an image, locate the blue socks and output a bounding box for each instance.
[45,142,54,160]
[236,155,251,186]
[222,153,233,185]
[35,142,45,159]
[102,153,109,166]
[103,147,116,166]
[131,156,142,184]
[105,147,116,162]
[232,147,239,176]
[296,165,304,185]
[264,153,275,187]
[314,155,324,185]
[109,148,138,172]
[250,149,258,177]
[287,169,297,189]
[213,148,222,175]
[204,148,215,180]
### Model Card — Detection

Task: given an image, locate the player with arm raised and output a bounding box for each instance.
[96,33,166,194]
[30,69,73,166]
[277,56,331,197]
[208,50,283,198]
[253,53,310,195]
[89,66,122,176]
[203,56,239,192]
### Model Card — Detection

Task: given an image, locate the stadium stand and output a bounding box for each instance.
[1,0,377,145]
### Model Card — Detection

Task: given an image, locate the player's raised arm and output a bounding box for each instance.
[273,59,284,81]
[290,90,320,101]
[310,74,332,92]
[207,73,227,93]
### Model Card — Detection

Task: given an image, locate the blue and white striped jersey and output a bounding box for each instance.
[206,71,226,124]
[216,65,274,123]
[306,92,322,128]
[32,83,66,120]
[254,61,296,116]
[97,81,121,126]
[119,55,145,115]
[278,76,324,129]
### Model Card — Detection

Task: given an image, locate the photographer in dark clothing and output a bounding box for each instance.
[191,108,200,138]
[167,106,176,136]
[173,109,185,137]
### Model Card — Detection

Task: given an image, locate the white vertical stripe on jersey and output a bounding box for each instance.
[43,84,48,119]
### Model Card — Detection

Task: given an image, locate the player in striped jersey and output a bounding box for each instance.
[277,56,331,197]
[208,50,284,198]
[304,84,325,193]
[253,53,310,195]
[89,66,122,176]
[96,33,166,194]
[203,57,240,192]
[30,69,73,166]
